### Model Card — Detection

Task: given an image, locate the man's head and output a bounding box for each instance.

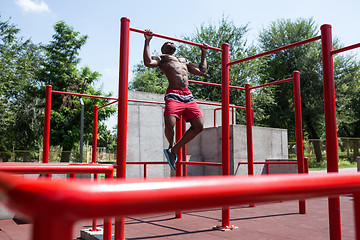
[161,42,176,54]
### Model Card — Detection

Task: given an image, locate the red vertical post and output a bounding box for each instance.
[175,117,183,219]
[354,193,360,240]
[292,71,306,214]
[221,42,231,229]
[115,16,130,240]
[43,85,52,163]
[92,105,99,231]
[175,117,183,178]
[92,105,98,164]
[182,119,187,176]
[245,83,254,177]
[321,24,341,240]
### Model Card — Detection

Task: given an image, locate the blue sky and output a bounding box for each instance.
[3,0,360,128]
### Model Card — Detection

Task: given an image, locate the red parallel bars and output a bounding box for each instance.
[1,172,360,240]
[321,24,341,240]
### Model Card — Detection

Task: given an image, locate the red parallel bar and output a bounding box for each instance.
[128,99,164,105]
[250,78,293,90]
[126,161,168,165]
[52,90,118,101]
[229,35,321,66]
[0,163,115,176]
[180,162,222,167]
[98,100,118,110]
[238,161,298,165]
[2,172,360,240]
[43,85,52,163]
[175,117,183,218]
[130,28,222,52]
[188,80,246,90]
[354,193,360,240]
[331,42,360,55]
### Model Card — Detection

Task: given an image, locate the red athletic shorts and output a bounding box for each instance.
[164,87,203,121]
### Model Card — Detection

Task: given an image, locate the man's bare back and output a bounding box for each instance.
[143,29,208,88]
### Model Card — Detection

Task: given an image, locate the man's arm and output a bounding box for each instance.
[143,29,160,68]
[187,44,208,76]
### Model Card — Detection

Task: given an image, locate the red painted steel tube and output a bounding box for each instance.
[175,117,183,218]
[250,77,293,90]
[92,105,98,164]
[238,161,298,165]
[321,24,341,240]
[43,85,52,163]
[126,161,168,165]
[304,157,309,174]
[188,80,246,90]
[228,36,321,66]
[52,90,118,101]
[245,83,254,177]
[354,192,360,240]
[182,119,187,176]
[116,16,130,240]
[180,162,222,167]
[293,71,306,214]
[0,163,115,175]
[3,172,360,240]
[98,100,118,110]
[129,27,222,52]
[221,42,231,228]
[331,42,360,55]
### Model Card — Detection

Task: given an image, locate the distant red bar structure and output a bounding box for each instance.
[250,78,293,90]
[52,90,118,101]
[228,36,321,66]
[331,42,360,55]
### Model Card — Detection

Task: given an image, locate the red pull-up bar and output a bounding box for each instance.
[130,27,223,52]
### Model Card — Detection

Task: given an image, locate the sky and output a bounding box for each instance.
[3,0,360,128]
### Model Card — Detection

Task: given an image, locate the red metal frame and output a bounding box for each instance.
[40,17,360,240]
[43,85,52,163]
[1,172,360,240]
[0,162,114,240]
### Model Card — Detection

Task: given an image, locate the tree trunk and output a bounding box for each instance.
[60,145,72,162]
[304,118,323,162]
[353,140,359,162]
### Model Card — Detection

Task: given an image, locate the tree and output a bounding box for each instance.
[130,17,258,123]
[37,21,115,162]
[255,18,360,162]
[0,16,43,161]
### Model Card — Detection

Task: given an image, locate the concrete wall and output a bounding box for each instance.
[186,125,289,176]
[125,90,234,178]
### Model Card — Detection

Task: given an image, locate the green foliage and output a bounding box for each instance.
[130,63,168,94]
[177,17,258,111]
[255,18,360,162]
[37,21,116,161]
[0,16,43,160]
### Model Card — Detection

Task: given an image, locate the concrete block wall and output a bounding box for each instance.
[186,125,289,176]
[125,90,233,178]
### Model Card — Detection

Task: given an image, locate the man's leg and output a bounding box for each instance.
[171,117,204,154]
[164,115,177,149]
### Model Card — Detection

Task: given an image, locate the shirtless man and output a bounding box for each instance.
[143,29,208,170]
